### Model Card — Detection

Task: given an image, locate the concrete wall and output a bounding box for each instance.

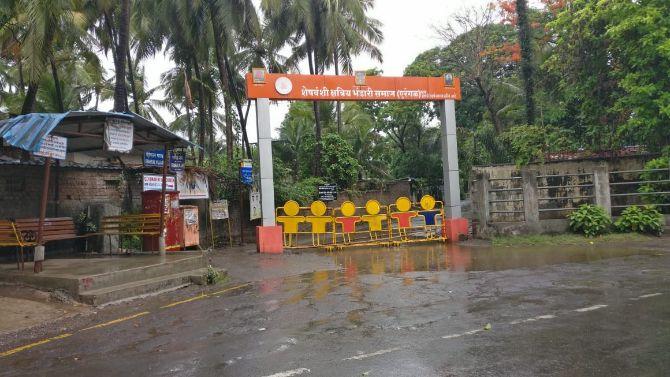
[469,154,666,237]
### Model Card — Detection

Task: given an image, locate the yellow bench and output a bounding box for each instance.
[100,214,161,253]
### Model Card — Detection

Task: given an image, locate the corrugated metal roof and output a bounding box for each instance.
[0,111,196,153]
[0,112,69,152]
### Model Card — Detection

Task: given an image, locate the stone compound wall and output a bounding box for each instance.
[469,154,668,237]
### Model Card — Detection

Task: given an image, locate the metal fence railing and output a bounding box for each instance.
[536,172,595,219]
[609,167,670,213]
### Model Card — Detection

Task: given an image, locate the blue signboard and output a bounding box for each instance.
[144,150,185,172]
[240,159,253,185]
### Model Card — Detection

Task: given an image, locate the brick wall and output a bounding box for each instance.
[0,164,126,220]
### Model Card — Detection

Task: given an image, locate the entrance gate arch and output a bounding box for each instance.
[245,71,467,250]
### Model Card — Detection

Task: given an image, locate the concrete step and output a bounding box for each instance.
[77,254,207,292]
[79,272,192,306]
[77,267,227,306]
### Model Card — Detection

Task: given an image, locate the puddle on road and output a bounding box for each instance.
[328,243,658,276]
[256,243,659,301]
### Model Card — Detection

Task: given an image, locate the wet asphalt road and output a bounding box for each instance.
[1,242,669,376]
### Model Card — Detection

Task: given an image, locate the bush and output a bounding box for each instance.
[615,205,664,236]
[205,265,221,285]
[568,204,612,237]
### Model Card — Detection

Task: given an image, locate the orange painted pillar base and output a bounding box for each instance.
[256,226,284,254]
[442,218,469,242]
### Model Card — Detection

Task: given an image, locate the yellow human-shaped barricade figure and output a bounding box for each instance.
[334,201,360,244]
[389,196,418,241]
[360,199,387,240]
[417,195,443,239]
[304,200,333,246]
[275,200,304,247]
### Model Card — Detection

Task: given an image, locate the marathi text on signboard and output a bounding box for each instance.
[34,135,67,160]
[176,171,209,200]
[240,159,253,185]
[104,118,134,153]
[210,200,229,220]
[144,149,186,171]
[249,189,261,220]
[142,174,176,192]
[245,73,462,101]
[318,184,338,202]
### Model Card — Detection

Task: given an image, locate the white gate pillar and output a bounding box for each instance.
[439,99,462,219]
[255,98,276,226]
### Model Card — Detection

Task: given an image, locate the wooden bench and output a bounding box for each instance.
[100,214,161,253]
[0,220,35,270]
[14,217,86,244]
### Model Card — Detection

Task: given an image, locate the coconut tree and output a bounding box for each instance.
[322,0,383,132]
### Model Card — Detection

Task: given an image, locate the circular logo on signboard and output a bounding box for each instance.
[275,77,293,95]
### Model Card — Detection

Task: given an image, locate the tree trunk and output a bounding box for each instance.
[17,59,25,95]
[191,55,207,166]
[241,101,252,159]
[50,58,65,113]
[208,93,214,159]
[21,83,39,114]
[209,4,234,160]
[516,0,535,125]
[307,47,322,176]
[222,53,252,159]
[334,52,342,133]
[113,0,130,112]
[126,45,141,114]
[475,77,503,134]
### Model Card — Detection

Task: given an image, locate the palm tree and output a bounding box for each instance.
[7,0,86,114]
[322,0,383,132]
[207,0,260,160]
[341,102,387,178]
[262,0,383,174]
[112,0,130,112]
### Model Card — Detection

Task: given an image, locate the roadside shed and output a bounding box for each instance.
[0,111,196,273]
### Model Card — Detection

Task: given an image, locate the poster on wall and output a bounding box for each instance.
[104,118,134,152]
[143,149,185,171]
[210,200,229,220]
[142,174,176,191]
[176,171,210,199]
[249,189,261,220]
[34,135,67,160]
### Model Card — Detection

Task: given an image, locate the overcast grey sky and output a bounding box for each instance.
[119,0,492,142]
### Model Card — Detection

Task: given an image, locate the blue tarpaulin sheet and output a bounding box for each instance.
[0,112,70,152]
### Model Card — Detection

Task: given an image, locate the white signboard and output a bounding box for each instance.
[104,118,134,153]
[176,171,210,200]
[142,174,176,192]
[34,135,67,160]
[210,200,229,220]
[249,189,261,220]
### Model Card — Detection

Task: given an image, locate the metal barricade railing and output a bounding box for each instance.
[275,196,449,250]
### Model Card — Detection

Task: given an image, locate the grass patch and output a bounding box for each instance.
[492,233,654,247]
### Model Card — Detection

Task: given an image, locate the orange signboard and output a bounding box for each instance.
[245,72,461,101]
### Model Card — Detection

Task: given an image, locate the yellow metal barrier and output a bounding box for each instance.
[275,195,448,250]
